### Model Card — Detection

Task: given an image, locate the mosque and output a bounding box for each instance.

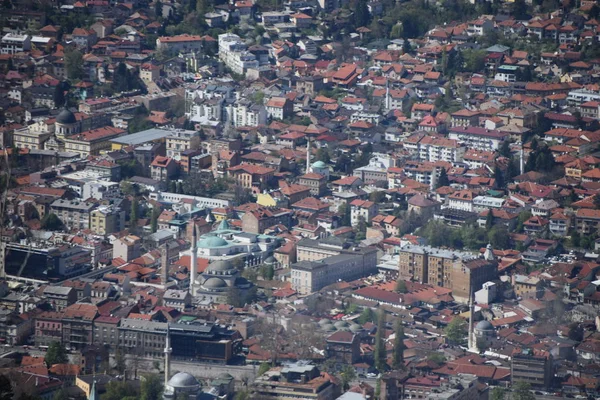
[185,219,280,302]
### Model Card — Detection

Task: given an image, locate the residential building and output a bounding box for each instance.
[350,199,378,225]
[166,129,201,160]
[511,350,553,389]
[50,199,96,230]
[1,33,31,54]
[89,205,126,235]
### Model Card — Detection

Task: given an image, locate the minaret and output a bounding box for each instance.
[385,79,390,111]
[164,324,172,388]
[89,378,98,400]
[520,146,524,175]
[306,137,311,172]
[160,244,168,286]
[468,289,475,352]
[189,225,197,294]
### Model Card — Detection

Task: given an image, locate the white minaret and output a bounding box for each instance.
[468,289,476,352]
[385,79,390,111]
[520,146,524,175]
[164,324,172,387]
[306,137,311,172]
[189,225,197,294]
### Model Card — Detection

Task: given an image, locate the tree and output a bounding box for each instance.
[315,148,330,164]
[375,378,381,399]
[462,49,486,73]
[510,0,528,20]
[0,375,14,400]
[151,207,160,233]
[41,213,63,231]
[140,374,163,400]
[53,83,65,108]
[114,349,127,375]
[102,381,138,400]
[154,0,163,18]
[512,382,535,400]
[258,362,271,376]
[392,320,406,370]
[369,191,387,203]
[354,0,370,28]
[45,341,68,366]
[374,309,387,371]
[358,307,375,325]
[490,387,506,400]
[340,365,356,391]
[65,48,83,80]
[227,286,242,307]
[485,209,494,230]
[130,198,138,228]
[395,280,408,294]
[338,203,351,227]
[436,167,449,188]
[427,352,446,364]
[488,225,509,250]
[444,317,467,343]
[52,388,69,400]
[567,323,584,342]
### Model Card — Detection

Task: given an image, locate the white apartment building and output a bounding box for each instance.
[1,33,31,54]
[473,196,505,213]
[350,199,378,225]
[229,101,267,127]
[218,33,259,75]
[418,137,466,163]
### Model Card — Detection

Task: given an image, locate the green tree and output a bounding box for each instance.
[488,226,509,250]
[570,230,581,248]
[392,320,406,370]
[44,341,68,366]
[358,307,375,325]
[462,49,486,73]
[374,309,387,371]
[444,317,467,343]
[140,374,163,400]
[41,213,63,231]
[490,387,506,400]
[114,349,127,375]
[338,203,351,227]
[102,381,138,400]
[151,207,160,233]
[53,83,65,108]
[512,382,535,400]
[130,198,138,228]
[436,167,449,188]
[395,280,408,294]
[340,365,357,391]
[375,378,381,399]
[567,323,584,342]
[154,0,163,18]
[485,209,494,230]
[227,286,242,307]
[258,362,271,376]
[315,148,331,164]
[64,48,83,80]
[427,352,446,364]
[0,375,14,400]
[52,388,69,400]
[369,191,387,203]
[354,0,370,28]
[510,0,528,19]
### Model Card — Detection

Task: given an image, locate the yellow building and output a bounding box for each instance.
[64,126,125,157]
[90,205,125,235]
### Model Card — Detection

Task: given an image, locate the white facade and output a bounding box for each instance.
[1,33,31,54]
[218,33,259,75]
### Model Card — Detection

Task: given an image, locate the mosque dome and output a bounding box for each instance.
[168,372,200,388]
[217,373,234,380]
[56,108,77,124]
[207,260,235,273]
[475,320,494,331]
[312,161,327,169]
[202,277,227,289]
[349,323,362,333]
[264,256,276,265]
[318,319,330,326]
[198,236,228,248]
[334,320,348,329]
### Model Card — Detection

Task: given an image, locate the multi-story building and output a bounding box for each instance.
[326,331,360,364]
[292,238,378,294]
[350,199,378,225]
[298,173,327,196]
[230,100,267,127]
[34,311,63,347]
[156,34,205,52]
[90,205,126,235]
[227,164,275,191]
[418,136,466,163]
[93,316,120,350]
[0,33,31,54]
[43,286,77,311]
[63,126,125,158]
[575,209,600,234]
[218,33,259,75]
[448,126,509,151]
[240,205,293,234]
[166,129,200,160]
[265,97,293,120]
[451,247,498,303]
[50,199,96,230]
[253,364,338,400]
[511,350,553,389]
[62,303,98,350]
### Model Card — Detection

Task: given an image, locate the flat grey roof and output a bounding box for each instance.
[110,128,173,146]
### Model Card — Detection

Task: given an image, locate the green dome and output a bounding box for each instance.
[198,236,228,248]
[217,219,230,231]
[312,161,327,169]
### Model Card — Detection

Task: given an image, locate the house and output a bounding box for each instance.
[266,97,293,120]
[350,199,378,225]
[227,164,275,192]
[150,156,177,181]
[71,28,97,49]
